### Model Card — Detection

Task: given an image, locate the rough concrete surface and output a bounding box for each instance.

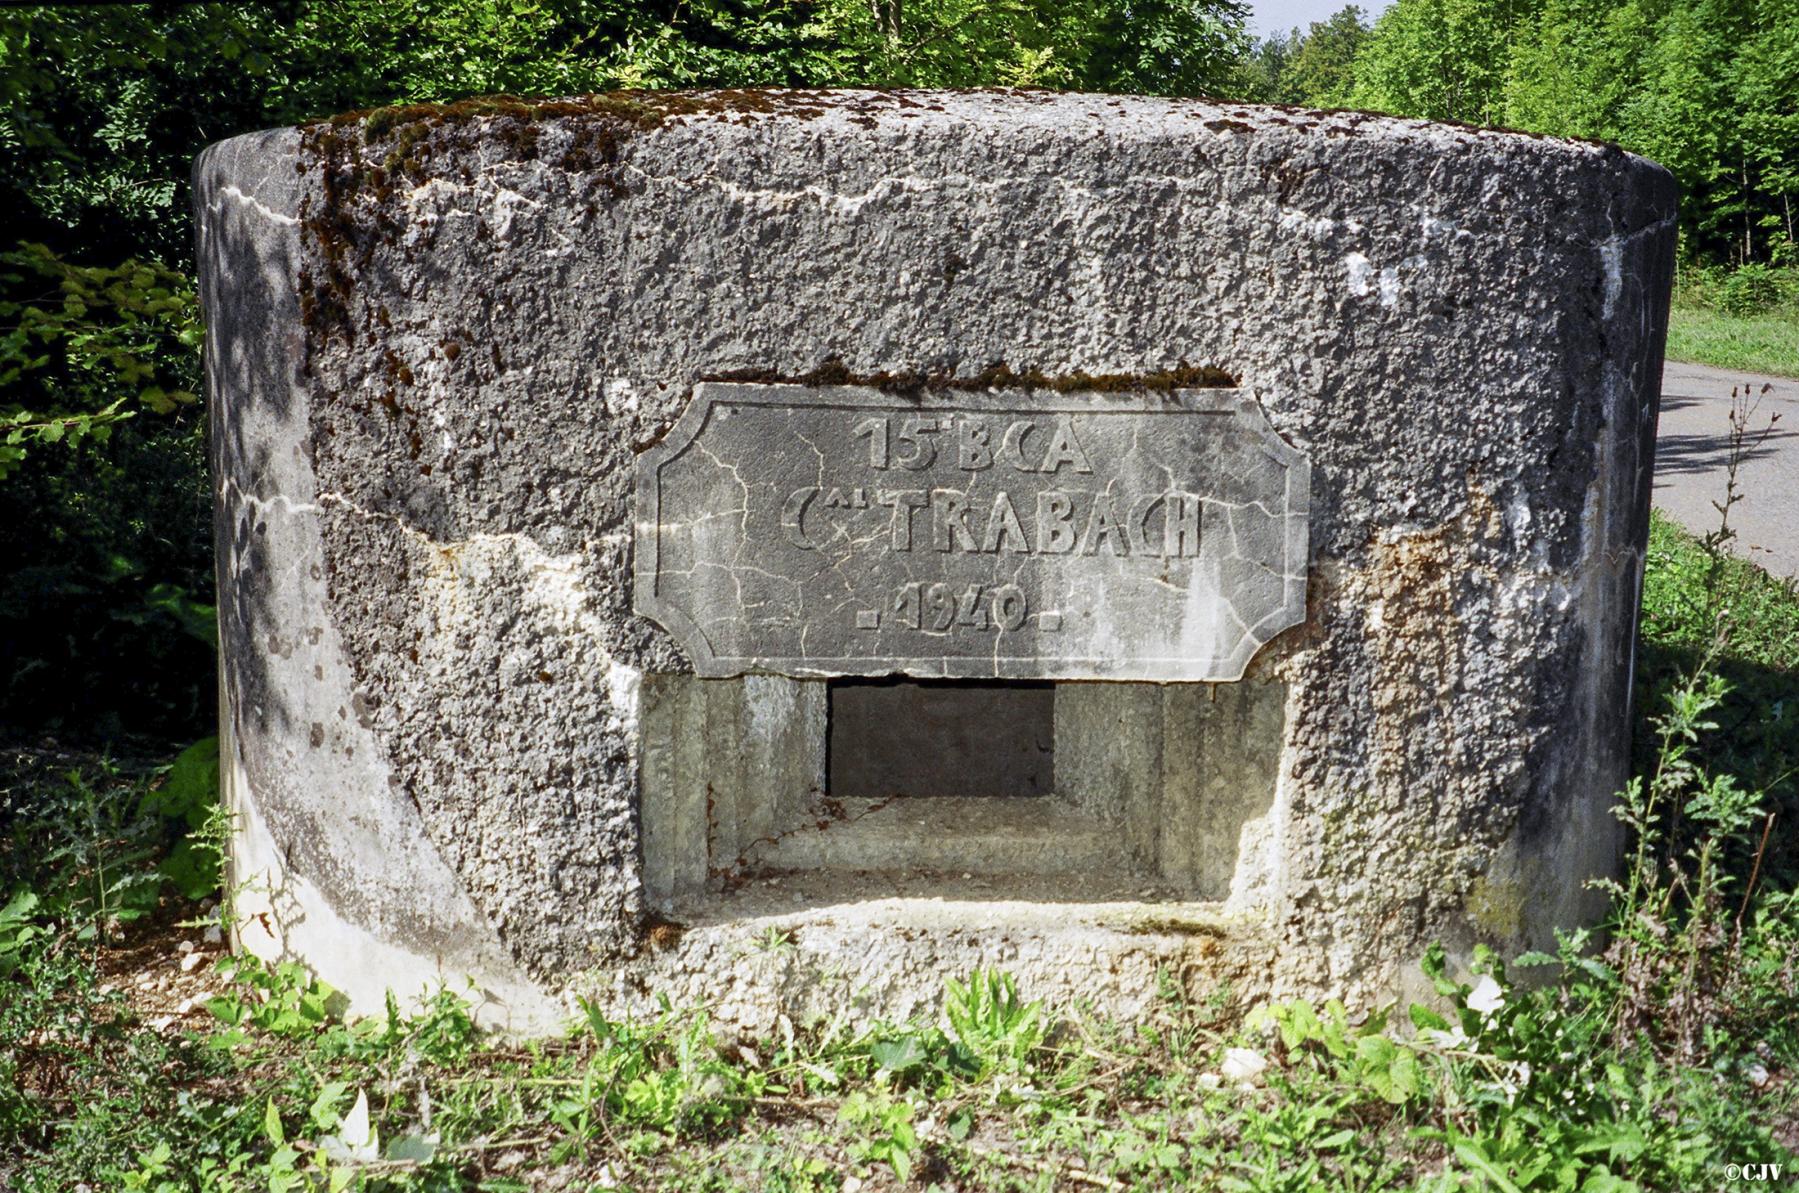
[197,89,1675,1030]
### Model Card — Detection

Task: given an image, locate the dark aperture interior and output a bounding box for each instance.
[828,679,1054,798]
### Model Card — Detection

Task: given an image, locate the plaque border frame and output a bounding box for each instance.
[634,382,1310,681]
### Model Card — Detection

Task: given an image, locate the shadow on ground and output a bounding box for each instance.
[1652,392,1798,479]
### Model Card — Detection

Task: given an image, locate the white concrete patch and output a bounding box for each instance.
[1599,236,1624,320]
[606,661,642,734]
[227,751,569,1034]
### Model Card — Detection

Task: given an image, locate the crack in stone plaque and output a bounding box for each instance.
[634,383,1310,681]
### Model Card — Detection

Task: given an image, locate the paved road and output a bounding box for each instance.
[1654,361,1799,579]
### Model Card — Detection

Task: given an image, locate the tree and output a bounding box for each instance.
[1236,7,1368,107]
[1503,0,1633,138]
[1349,0,1539,125]
[1283,6,1372,107]
[1620,0,1766,264]
[1736,0,1799,258]
[1347,0,1796,266]
[1236,28,1293,102]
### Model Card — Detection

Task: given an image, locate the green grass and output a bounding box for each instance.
[1,937,1793,1191]
[1664,298,1799,378]
[3,523,1798,1191]
[1642,511,1799,669]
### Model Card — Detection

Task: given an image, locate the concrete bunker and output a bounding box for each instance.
[196,88,1676,1031]
[641,676,1285,912]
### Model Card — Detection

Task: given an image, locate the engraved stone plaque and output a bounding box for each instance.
[634,383,1310,681]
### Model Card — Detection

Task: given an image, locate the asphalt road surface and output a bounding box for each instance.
[1654,360,1798,580]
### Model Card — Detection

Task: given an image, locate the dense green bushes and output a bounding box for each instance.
[1710,263,1797,317]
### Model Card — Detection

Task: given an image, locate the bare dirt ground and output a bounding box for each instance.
[95,901,230,1029]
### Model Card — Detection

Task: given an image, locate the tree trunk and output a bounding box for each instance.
[1742,158,1752,264]
[872,0,901,41]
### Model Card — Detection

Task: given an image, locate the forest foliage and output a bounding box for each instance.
[1347,0,1797,268]
[1,0,1794,741]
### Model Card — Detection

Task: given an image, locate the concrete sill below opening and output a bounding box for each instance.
[752,795,1134,878]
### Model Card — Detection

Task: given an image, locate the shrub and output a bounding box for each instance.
[1716,262,1786,316]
